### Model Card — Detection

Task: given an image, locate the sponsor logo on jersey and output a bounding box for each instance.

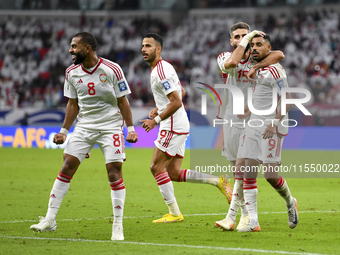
[162,81,171,90]
[267,153,273,158]
[247,61,255,69]
[276,79,285,90]
[99,74,106,83]
[118,81,127,92]
[77,79,83,84]
[115,149,121,154]
[257,75,264,84]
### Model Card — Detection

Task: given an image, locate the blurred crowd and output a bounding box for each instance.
[1,8,340,111]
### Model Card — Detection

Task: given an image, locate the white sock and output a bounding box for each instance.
[45,172,72,220]
[178,169,219,186]
[109,179,126,226]
[271,176,294,207]
[226,179,244,220]
[155,172,181,216]
[243,178,258,225]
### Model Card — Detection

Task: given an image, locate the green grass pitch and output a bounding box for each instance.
[0,148,339,255]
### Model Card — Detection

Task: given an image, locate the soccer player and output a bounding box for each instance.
[30,32,138,241]
[140,33,232,223]
[236,34,298,232]
[215,22,285,231]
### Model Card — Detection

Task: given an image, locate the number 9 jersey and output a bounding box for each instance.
[64,57,131,132]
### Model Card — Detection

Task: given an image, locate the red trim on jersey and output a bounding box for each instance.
[170,115,189,135]
[65,64,80,81]
[157,60,166,80]
[175,154,184,158]
[81,57,103,75]
[268,66,280,80]
[239,52,251,64]
[151,59,163,73]
[102,59,123,80]
[163,131,173,148]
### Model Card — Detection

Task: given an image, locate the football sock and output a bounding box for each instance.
[226,178,244,220]
[155,172,181,216]
[178,169,219,186]
[243,178,258,225]
[271,176,294,206]
[45,171,72,220]
[109,179,126,226]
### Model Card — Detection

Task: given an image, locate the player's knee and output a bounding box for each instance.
[150,162,161,176]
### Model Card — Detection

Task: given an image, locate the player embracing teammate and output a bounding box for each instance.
[215,22,299,232]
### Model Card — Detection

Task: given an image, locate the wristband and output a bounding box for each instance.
[271,119,280,126]
[127,126,135,132]
[59,128,69,135]
[154,115,162,124]
[239,30,259,48]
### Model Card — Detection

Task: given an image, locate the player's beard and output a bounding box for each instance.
[73,50,86,65]
[144,49,157,63]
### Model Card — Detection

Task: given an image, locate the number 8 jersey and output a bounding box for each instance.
[64,57,131,131]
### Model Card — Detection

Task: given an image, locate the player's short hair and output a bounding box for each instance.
[73,32,97,51]
[230,22,251,37]
[144,33,163,47]
[253,34,271,45]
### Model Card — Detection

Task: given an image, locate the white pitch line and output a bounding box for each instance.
[0,211,338,224]
[0,236,329,255]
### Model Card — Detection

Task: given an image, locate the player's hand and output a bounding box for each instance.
[257,30,266,37]
[262,124,276,139]
[126,131,138,143]
[140,119,157,132]
[237,106,250,119]
[53,133,67,144]
[149,108,158,119]
[246,67,257,84]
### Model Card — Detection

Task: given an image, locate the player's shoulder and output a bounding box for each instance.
[217,51,232,61]
[100,58,124,80]
[65,64,81,81]
[154,59,175,80]
[262,63,286,80]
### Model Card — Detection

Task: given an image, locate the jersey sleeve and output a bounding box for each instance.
[111,64,131,98]
[64,70,77,99]
[267,65,289,96]
[217,52,233,74]
[156,63,177,96]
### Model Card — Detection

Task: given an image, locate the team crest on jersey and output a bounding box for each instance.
[118,81,128,92]
[99,74,107,83]
[247,61,255,69]
[162,81,171,90]
[258,75,264,84]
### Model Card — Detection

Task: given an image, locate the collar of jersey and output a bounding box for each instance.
[81,57,103,75]
[151,59,163,73]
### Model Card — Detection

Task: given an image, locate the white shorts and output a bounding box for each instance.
[222,124,244,161]
[237,127,284,164]
[154,130,188,158]
[64,127,126,164]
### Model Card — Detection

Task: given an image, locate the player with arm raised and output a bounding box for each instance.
[215,22,285,231]
[140,33,232,223]
[237,34,298,232]
[30,32,138,241]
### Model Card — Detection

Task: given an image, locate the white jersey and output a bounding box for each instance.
[150,59,189,134]
[217,51,254,129]
[249,62,289,136]
[64,57,131,132]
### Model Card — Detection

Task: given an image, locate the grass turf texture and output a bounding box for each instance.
[0,148,339,255]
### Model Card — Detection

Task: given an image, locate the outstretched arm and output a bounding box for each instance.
[53,98,79,144]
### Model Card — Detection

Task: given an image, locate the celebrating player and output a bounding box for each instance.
[140,33,232,223]
[30,32,138,241]
[236,34,298,232]
[215,22,285,231]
